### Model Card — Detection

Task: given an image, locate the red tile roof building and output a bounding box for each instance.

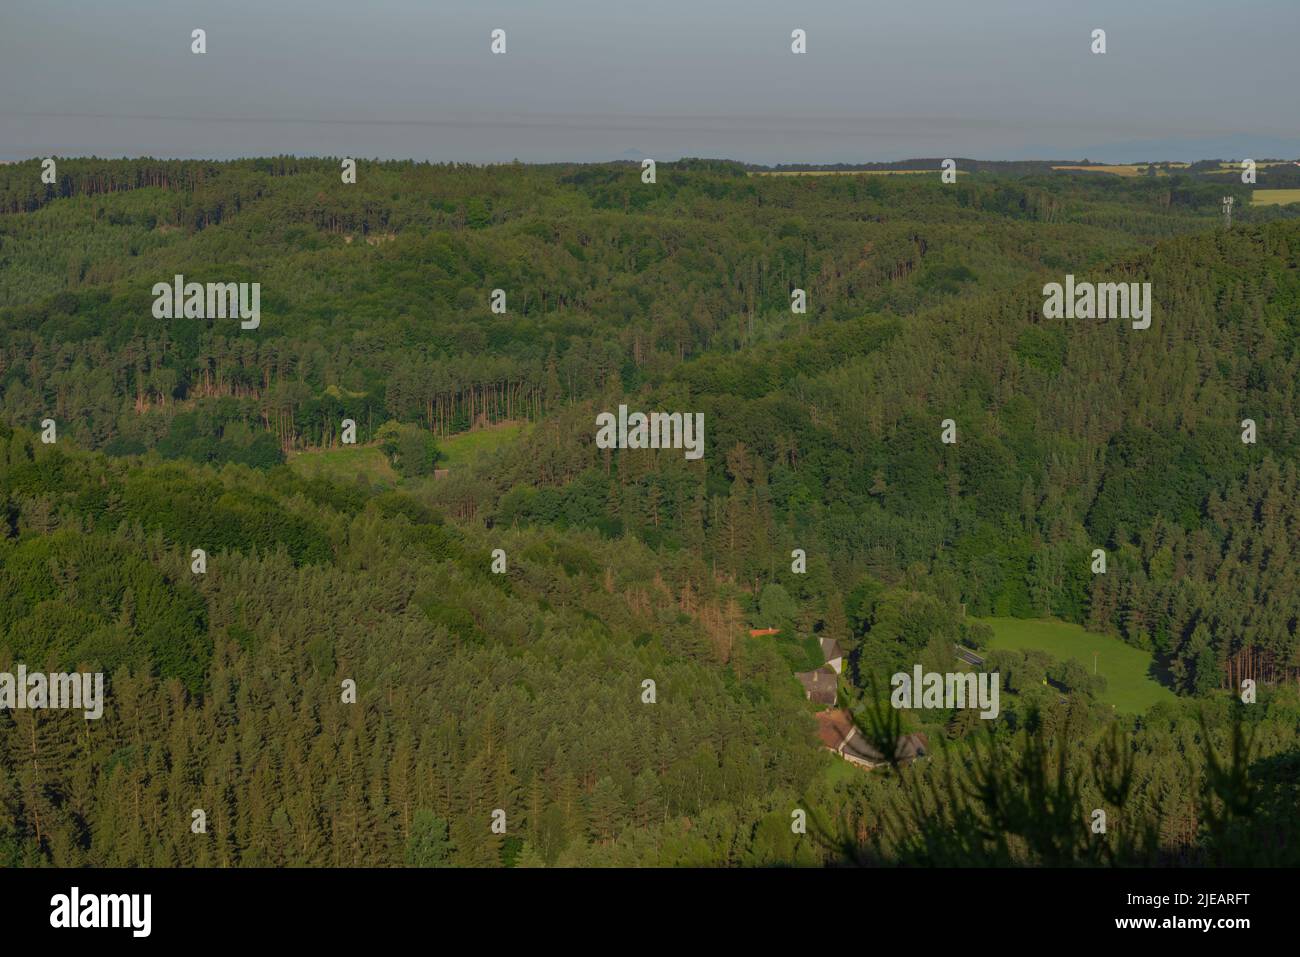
[816,709,930,769]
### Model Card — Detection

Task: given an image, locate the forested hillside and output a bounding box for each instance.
[1,158,1298,866]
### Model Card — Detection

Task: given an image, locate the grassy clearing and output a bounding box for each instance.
[1252,189,1300,206]
[820,754,862,785]
[286,444,397,485]
[979,617,1177,714]
[287,422,525,489]
[437,421,525,468]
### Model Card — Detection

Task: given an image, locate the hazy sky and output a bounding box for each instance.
[3,0,1298,164]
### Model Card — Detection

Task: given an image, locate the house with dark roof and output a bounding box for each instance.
[819,637,845,674]
[796,666,839,706]
[793,634,850,705]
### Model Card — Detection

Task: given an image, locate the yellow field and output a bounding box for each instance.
[1053,164,1157,177]
[1252,189,1300,206]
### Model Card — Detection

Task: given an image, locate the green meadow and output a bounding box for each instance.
[979,617,1177,714]
[287,421,526,487]
[286,444,397,485]
[437,421,525,468]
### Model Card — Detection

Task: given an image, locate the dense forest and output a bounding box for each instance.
[1,157,1298,866]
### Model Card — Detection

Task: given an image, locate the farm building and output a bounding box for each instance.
[796,666,839,706]
[819,637,845,674]
[816,709,930,769]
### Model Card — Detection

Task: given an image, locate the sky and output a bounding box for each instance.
[2,0,1298,165]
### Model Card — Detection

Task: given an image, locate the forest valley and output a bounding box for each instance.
[1,157,1299,866]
